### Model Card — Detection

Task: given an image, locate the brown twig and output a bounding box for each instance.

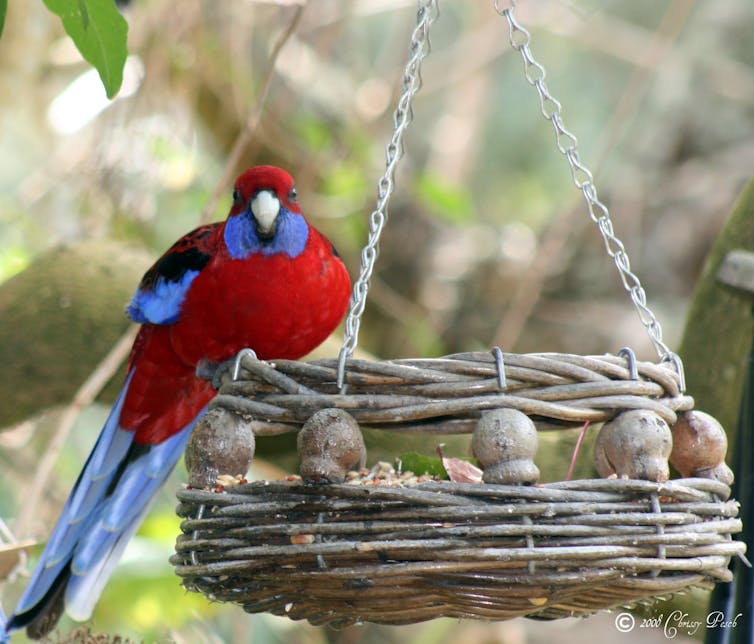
[15,326,139,537]
[199,3,307,224]
[565,420,591,481]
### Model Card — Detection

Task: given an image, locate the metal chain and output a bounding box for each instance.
[337,0,439,389]
[494,0,682,376]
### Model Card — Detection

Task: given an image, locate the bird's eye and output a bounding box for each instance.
[288,187,297,202]
[232,189,243,205]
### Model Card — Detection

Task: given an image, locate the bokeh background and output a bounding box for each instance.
[1,0,753,641]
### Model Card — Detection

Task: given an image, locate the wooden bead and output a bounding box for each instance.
[472,409,539,484]
[298,409,366,483]
[185,407,255,489]
[594,409,671,482]
[669,410,733,484]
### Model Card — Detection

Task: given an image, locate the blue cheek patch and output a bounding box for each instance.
[126,269,200,325]
[224,208,309,260]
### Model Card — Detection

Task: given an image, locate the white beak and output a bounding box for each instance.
[250,190,280,235]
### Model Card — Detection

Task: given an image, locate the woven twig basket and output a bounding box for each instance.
[171,351,745,625]
[172,478,742,625]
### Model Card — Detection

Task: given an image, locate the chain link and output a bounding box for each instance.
[494,0,680,372]
[337,0,439,389]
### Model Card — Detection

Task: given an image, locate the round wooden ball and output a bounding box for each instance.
[472,409,540,484]
[594,409,672,482]
[669,410,733,484]
[298,408,366,483]
[185,407,255,489]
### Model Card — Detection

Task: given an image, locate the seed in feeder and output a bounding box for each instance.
[216,474,245,488]
[297,408,367,483]
[472,409,540,484]
[594,409,672,482]
[669,410,734,484]
[185,407,256,489]
[290,534,315,545]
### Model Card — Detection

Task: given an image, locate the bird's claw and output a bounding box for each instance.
[195,358,228,390]
[195,358,219,382]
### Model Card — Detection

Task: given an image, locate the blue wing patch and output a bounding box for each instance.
[126,224,217,325]
[127,270,200,324]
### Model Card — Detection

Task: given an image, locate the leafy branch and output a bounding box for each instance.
[1,0,128,98]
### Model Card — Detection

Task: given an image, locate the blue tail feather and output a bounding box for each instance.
[0,603,8,644]
[72,420,199,573]
[66,427,134,523]
[11,374,135,616]
[66,419,200,622]
[5,370,206,638]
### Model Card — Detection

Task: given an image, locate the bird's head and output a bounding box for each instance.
[225,165,308,259]
[230,165,301,238]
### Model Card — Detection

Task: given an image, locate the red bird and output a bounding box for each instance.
[6,166,351,638]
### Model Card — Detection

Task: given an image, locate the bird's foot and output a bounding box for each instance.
[195,359,218,381]
[196,349,259,390]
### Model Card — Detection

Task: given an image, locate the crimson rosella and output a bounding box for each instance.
[6,165,352,639]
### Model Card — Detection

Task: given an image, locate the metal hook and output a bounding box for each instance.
[660,351,686,394]
[233,348,258,381]
[649,492,665,578]
[491,346,507,389]
[191,503,206,567]
[617,347,639,381]
[336,348,348,393]
[316,511,328,570]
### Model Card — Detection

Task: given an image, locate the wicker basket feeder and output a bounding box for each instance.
[171,0,746,627]
[171,351,745,624]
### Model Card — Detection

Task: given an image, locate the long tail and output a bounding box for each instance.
[0,602,7,644]
[5,371,205,639]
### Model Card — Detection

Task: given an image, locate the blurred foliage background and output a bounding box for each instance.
[1,0,753,642]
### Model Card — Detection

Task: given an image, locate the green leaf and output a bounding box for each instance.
[397,452,448,479]
[43,0,128,99]
[0,0,7,39]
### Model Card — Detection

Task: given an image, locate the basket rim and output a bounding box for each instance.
[210,350,694,435]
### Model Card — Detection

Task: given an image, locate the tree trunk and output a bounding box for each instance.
[678,178,754,435]
[0,240,153,429]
